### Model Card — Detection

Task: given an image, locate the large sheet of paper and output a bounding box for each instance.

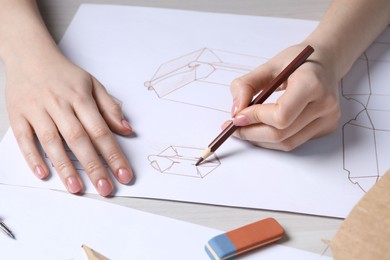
[0,4,389,218]
[0,185,330,259]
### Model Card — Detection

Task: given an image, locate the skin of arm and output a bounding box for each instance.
[228,0,390,151]
[0,0,134,196]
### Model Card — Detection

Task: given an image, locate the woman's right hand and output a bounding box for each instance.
[226,43,341,151]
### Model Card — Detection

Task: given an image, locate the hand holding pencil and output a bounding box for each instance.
[227,44,341,151]
[197,43,341,163]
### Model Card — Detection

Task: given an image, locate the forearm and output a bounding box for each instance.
[305,0,390,80]
[0,0,60,67]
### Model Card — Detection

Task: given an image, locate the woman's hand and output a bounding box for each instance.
[5,50,134,196]
[0,0,134,197]
[226,44,341,151]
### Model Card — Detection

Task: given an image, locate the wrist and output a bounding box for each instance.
[301,37,342,82]
[0,0,60,67]
[302,0,390,82]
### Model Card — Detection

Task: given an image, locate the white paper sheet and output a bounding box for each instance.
[1,4,389,218]
[0,185,330,259]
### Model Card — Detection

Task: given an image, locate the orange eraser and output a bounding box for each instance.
[205,218,284,259]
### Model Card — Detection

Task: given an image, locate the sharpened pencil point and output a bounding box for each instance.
[195,148,213,166]
[195,157,204,166]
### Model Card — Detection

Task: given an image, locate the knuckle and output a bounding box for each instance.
[101,100,122,117]
[39,130,59,146]
[230,77,256,94]
[54,160,74,173]
[84,159,103,176]
[105,151,122,165]
[11,130,41,166]
[13,130,29,144]
[250,108,262,124]
[234,128,247,140]
[73,92,89,105]
[306,77,321,92]
[266,128,285,143]
[49,92,70,109]
[273,111,290,129]
[230,77,244,90]
[24,150,37,163]
[90,125,111,140]
[108,100,122,113]
[279,140,298,152]
[63,126,86,144]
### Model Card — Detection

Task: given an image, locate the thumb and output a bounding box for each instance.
[230,63,276,117]
[232,103,276,127]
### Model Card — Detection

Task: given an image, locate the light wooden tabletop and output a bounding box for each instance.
[0,0,340,257]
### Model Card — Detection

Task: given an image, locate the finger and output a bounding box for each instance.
[30,111,84,194]
[235,112,339,151]
[230,63,276,117]
[72,93,134,186]
[10,116,49,180]
[92,77,132,136]
[233,68,320,129]
[255,114,338,151]
[233,96,339,144]
[48,102,118,197]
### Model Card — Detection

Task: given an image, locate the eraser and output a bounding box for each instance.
[205,218,284,260]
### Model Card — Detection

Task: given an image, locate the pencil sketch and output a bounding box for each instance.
[341,38,390,192]
[145,46,390,190]
[147,145,221,178]
[144,48,267,113]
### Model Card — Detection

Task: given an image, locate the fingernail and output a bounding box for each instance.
[34,165,47,179]
[231,99,239,117]
[66,176,83,194]
[233,114,249,126]
[117,168,133,184]
[97,178,113,196]
[121,119,132,131]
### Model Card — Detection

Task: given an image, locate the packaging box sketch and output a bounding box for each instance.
[145,48,267,113]
[342,46,390,192]
[148,146,221,178]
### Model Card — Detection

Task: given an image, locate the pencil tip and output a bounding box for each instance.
[195,157,204,166]
[196,148,213,166]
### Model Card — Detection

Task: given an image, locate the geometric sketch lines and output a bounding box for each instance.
[341,43,390,193]
[147,145,221,178]
[145,47,267,113]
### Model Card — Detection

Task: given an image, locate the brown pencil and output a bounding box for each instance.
[195,45,314,166]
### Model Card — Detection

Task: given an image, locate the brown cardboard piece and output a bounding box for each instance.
[331,169,390,259]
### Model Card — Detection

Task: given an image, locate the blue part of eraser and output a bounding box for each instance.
[205,233,237,259]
